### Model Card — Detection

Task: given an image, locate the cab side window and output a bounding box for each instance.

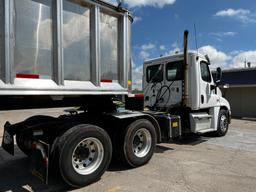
[166,60,183,81]
[200,62,212,83]
[146,65,163,83]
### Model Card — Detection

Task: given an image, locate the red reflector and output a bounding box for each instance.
[43,157,49,167]
[101,79,113,83]
[135,94,144,98]
[16,74,39,79]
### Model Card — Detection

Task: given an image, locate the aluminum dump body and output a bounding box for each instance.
[0,0,132,96]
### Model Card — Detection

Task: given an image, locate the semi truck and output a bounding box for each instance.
[0,0,231,188]
[143,33,231,136]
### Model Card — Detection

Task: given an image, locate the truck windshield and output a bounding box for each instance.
[146,65,163,83]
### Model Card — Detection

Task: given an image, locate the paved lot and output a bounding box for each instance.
[0,109,256,192]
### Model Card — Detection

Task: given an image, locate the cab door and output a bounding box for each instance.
[144,64,164,108]
[164,60,183,106]
[199,61,220,109]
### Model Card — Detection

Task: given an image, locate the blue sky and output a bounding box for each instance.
[106,0,256,89]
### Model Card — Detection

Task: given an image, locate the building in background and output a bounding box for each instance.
[220,67,256,118]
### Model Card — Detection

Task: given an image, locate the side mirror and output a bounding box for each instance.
[205,55,211,65]
[214,67,222,85]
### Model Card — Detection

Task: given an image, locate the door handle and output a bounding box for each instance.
[201,95,204,104]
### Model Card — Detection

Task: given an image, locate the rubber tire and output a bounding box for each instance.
[216,109,229,137]
[53,124,112,188]
[121,119,157,167]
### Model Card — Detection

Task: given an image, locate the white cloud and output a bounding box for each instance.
[223,32,238,36]
[103,0,117,6]
[171,42,179,48]
[159,45,166,50]
[156,42,181,56]
[231,51,256,68]
[141,43,155,50]
[229,50,244,56]
[209,31,238,37]
[198,46,256,69]
[168,47,181,55]
[139,50,150,60]
[163,42,181,55]
[104,0,176,8]
[133,16,142,23]
[199,45,231,68]
[138,43,157,61]
[139,43,155,60]
[125,0,176,8]
[215,9,250,17]
[132,65,143,90]
[214,8,256,23]
[162,48,181,57]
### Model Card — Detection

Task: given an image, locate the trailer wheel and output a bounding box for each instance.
[216,109,229,136]
[54,124,112,187]
[121,119,156,167]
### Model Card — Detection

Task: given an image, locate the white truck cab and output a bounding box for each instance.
[143,51,231,135]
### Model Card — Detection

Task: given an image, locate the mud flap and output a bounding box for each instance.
[30,140,50,184]
[2,122,15,155]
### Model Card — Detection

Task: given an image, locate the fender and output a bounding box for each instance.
[108,111,162,143]
[219,97,231,123]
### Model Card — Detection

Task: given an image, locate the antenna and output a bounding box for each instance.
[116,0,124,8]
[194,23,199,56]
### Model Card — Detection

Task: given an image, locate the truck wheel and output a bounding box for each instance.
[216,109,229,136]
[122,119,156,167]
[54,124,112,187]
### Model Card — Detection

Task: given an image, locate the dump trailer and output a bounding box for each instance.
[0,0,167,187]
[0,0,231,188]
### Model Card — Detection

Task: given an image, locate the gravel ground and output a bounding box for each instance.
[0,108,255,192]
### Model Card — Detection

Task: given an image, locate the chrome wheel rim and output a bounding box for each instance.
[220,115,228,132]
[72,137,104,175]
[132,128,152,158]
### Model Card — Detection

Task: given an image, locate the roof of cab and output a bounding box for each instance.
[144,51,206,65]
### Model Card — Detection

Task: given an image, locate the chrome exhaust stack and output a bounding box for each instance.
[182,30,189,107]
